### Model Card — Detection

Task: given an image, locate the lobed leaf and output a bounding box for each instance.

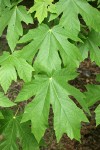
[16,69,89,142]
[54,0,100,38]
[0,6,33,51]
[0,52,34,93]
[18,24,82,74]
[29,0,54,23]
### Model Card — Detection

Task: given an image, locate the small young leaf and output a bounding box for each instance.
[80,30,100,65]
[95,105,100,126]
[84,84,100,107]
[29,0,53,23]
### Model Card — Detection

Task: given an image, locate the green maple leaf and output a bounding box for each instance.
[18,24,82,74]
[0,5,33,51]
[0,52,34,93]
[54,0,100,37]
[16,68,88,142]
[0,92,15,107]
[79,30,100,66]
[85,84,100,107]
[0,111,39,150]
[29,0,54,23]
[95,105,100,126]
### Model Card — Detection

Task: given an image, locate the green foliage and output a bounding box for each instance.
[0,111,39,150]
[18,24,82,72]
[16,69,89,142]
[50,0,100,37]
[84,84,100,126]
[29,0,54,23]
[96,74,100,81]
[85,84,100,107]
[95,105,100,126]
[0,5,32,51]
[80,30,100,65]
[0,52,34,93]
[0,0,100,149]
[0,92,15,107]
[0,111,4,119]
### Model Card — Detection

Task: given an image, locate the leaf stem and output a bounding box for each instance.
[13,106,20,118]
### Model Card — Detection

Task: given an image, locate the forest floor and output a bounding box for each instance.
[0,34,100,150]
